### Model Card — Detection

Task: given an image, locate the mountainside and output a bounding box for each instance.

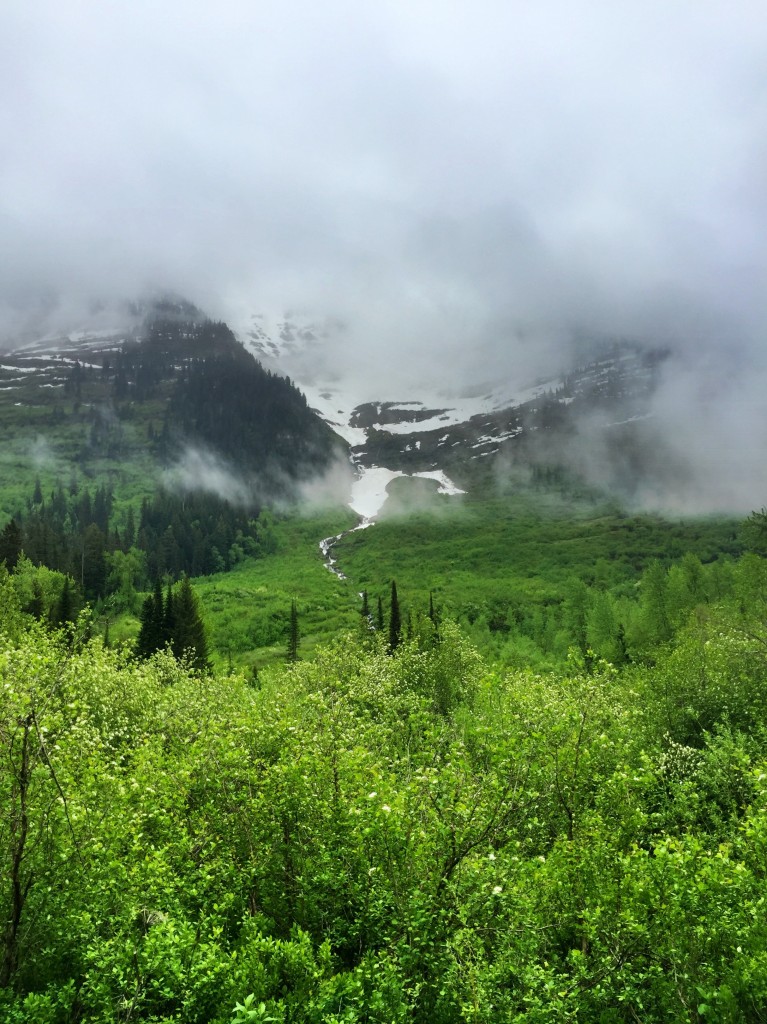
[228,308,676,504]
[0,294,745,516]
[0,299,348,519]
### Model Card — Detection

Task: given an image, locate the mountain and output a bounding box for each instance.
[0,298,349,520]
[227,308,677,505]
[0,293,744,517]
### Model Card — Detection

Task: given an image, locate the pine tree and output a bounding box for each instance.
[376,596,384,631]
[81,524,106,599]
[135,581,165,659]
[123,506,136,549]
[26,581,44,620]
[0,519,22,570]
[287,599,300,662]
[428,590,440,642]
[164,581,175,647]
[361,590,369,618]
[53,577,75,627]
[389,580,402,653]
[171,576,209,672]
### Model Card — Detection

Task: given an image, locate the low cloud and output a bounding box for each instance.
[28,435,57,471]
[163,447,252,507]
[164,443,355,513]
[295,451,355,510]
[1,1,764,508]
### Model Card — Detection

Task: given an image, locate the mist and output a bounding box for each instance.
[164,444,355,513]
[163,447,253,507]
[2,1,765,508]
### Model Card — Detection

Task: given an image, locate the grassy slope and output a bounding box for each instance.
[174,476,742,671]
[0,362,161,524]
[193,507,360,671]
[0,363,745,669]
[331,476,742,628]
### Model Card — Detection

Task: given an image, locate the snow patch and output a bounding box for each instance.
[349,466,465,519]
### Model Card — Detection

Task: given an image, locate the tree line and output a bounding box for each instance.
[1,479,272,605]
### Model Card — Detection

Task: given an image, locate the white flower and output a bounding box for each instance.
[492,885,503,895]
[382,804,391,813]
[488,852,496,861]
[368,791,377,799]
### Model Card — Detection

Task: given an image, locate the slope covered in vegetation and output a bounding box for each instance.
[3,549,767,1022]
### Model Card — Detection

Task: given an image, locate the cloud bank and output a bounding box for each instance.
[1,1,765,507]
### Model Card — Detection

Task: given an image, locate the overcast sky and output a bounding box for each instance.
[1,1,765,388]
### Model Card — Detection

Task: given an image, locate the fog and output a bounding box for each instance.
[1,1,766,508]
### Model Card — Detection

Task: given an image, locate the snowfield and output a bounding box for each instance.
[230,310,559,444]
[349,466,465,520]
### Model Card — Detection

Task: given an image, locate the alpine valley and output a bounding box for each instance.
[3,292,767,1023]
[0,293,748,667]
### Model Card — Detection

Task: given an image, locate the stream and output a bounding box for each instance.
[319,518,374,580]
[318,465,466,581]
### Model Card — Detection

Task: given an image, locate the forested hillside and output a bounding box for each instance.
[0,310,347,527]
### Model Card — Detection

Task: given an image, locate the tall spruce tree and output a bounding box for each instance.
[0,519,22,570]
[164,581,175,647]
[428,590,440,642]
[287,599,300,662]
[389,580,402,653]
[171,576,209,672]
[53,577,75,627]
[135,581,165,659]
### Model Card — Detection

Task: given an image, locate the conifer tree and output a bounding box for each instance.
[81,523,106,599]
[361,590,369,619]
[135,581,165,659]
[287,599,300,662]
[123,506,136,549]
[27,581,44,620]
[0,519,22,570]
[389,580,402,653]
[53,577,75,627]
[171,576,209,672]
[164,581,175,647]
[428,590,440,642]
[135,594,155,659]
[376,595,384,631]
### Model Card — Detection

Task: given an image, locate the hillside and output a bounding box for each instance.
[0,301,354,647]
[0,300,348,520]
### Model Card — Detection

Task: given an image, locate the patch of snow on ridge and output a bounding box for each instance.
[412,470,466,496]
[349,468,403,519]
[347,378,559,437]
[349,466,465,520]
[299,382,367,446]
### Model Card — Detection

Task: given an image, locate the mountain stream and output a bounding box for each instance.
[319,466,465,580]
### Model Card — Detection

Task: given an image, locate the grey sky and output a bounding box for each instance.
[1,1,765,387]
